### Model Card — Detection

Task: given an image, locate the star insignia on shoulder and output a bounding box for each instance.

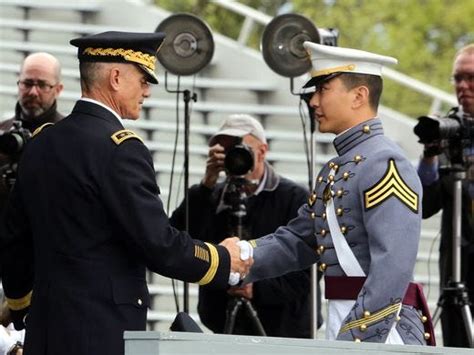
[111,129,143,145]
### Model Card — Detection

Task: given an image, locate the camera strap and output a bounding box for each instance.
[325,168,365,277]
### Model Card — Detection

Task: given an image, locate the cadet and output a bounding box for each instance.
[0,31,251,355]
[245,42,435,345]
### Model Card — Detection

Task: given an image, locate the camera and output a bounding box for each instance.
[0,121,32,191]
[221,140,257,239]
[414,108,474,167]
[0,122,31,158]
[224,142,254,177]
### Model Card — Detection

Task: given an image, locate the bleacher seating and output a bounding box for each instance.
[0,0,443,340]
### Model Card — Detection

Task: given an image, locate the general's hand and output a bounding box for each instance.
[228,283,253,299]
[220,237,253,285]
[201,144,225,188]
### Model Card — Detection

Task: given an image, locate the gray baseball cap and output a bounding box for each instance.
[209,114,267,146]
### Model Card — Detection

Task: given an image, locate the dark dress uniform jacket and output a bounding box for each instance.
[1,100,231,355]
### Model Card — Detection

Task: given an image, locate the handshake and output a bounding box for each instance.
[220,237,254,286]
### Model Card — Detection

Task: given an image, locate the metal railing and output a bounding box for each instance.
[211,0,457,115]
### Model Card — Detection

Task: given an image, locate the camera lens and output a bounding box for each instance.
[0,132,26,155]
[414,115,461,143]
[224,144,254,176]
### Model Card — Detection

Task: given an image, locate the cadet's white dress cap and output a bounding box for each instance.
[302,42,398,88]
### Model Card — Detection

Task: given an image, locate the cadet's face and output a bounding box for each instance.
[18,59,63,118]
[452,52,474,116]
[309,77,354,134]
[118,65,151,120]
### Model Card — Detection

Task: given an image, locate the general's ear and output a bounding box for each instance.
[109,67,121,91]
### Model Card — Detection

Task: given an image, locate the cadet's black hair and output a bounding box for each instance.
[339,73,383,110]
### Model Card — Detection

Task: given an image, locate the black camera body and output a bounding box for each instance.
[0,121,32,191]
[414,107,474,167]
[224,142,254,177]
[0,121,32,158]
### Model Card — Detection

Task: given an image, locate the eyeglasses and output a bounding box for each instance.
[450,73,474,85]
[17,80,57,93]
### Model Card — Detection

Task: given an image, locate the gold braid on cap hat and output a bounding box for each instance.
[83,47,156,71]
[311,64,356,77]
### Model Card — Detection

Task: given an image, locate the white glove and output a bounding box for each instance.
[228,240,253,286]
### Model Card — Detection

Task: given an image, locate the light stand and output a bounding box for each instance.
[431,168,473,347]
[156,12,214,318]
[165,72,197,313]
[290,78,319,338]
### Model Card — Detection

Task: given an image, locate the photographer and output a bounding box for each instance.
[417,43,474,347]
[170,114,317,338]
[0,52,64,212]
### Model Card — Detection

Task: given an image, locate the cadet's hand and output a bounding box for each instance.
[228,283,253,299]
[202,144,225,188]
[220,237,253,284]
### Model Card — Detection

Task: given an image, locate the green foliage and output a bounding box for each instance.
[154,0,474,117]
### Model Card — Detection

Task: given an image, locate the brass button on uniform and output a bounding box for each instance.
[322,212,327,220]
[336,189,344,197]
[424,332,431,340]
[362,125,370,134]
[363,310,371,318]
[341,226,347,234]
[318,176,323,183]
[319,263,326,272]
[328,175,334,182]
[354,155,362,163]
[421,315,428,323]
[333,164,339,172]
[359,324,367,332]
[329,162,335,168]
[343,172,350,180]
[320,229,327,237]
[137,298,143,306]
[317,245,325,255]
[310,212,316,219]
[354,338,361,343]
[336,208,343,216]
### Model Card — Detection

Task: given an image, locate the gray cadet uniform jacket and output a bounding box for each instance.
[247,118,434,345]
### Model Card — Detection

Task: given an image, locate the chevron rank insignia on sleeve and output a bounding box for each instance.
[364,159,418,213]
[111,129,143,145]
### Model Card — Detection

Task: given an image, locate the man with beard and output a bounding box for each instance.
[0,52,64,210]
[0,52,64,133]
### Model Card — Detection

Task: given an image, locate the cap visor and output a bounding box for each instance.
[139,64,158,84]
[302,73,342,89]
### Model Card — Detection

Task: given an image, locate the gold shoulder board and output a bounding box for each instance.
[32,122,54,137]
[111,129,144,145]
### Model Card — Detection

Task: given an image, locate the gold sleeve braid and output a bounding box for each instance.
[197,243,219,285]
[6,291,33,311]
[339,302,402,334]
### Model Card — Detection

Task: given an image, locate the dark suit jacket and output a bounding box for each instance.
[1,100,230,355]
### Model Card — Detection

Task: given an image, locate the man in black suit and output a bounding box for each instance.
[0,31,251,355]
